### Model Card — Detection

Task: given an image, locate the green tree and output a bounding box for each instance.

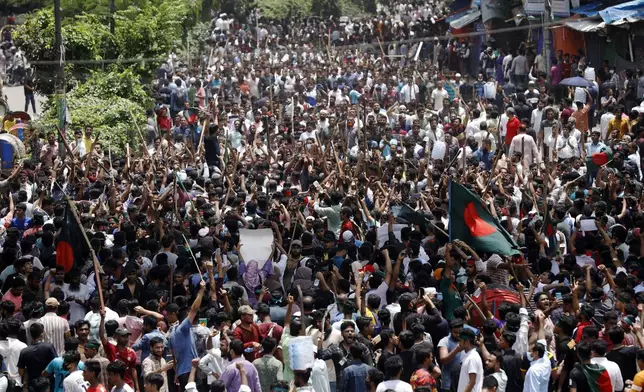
[35,67,149,150]
[13,9,112,95]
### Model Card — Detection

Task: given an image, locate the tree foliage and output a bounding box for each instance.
[14,0,198,95]
[35,67,149,151]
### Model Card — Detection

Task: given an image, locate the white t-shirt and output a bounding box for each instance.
[62,283,93,324]
[63,370,88,392]
[375,380,414,392]
[431,89,449,111]
[111,384,135,392]
[457,349,484,392]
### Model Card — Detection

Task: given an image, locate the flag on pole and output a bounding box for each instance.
[56,204,90,272]
[449,180,520,256]
[304,95,317,107]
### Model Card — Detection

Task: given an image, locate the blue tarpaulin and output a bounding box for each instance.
[599,0,644,24]
[571,1,605,17]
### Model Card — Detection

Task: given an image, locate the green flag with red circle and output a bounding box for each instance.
[449,180,520,256]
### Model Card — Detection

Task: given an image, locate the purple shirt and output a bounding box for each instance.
[220,358,262,392]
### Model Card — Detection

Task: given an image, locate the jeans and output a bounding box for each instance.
[330,381,337,392]
[25,93,35,113]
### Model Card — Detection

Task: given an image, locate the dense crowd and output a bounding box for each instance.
[1,4,644,392]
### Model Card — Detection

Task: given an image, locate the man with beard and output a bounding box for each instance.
[62,269,92,324]
[141,336,173,392]
[99,311,139,392]
[75,320,91,361]
[277,239,309,290]
[318,321,373,391]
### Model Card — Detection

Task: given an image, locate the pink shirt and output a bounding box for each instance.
[2,290,22,311]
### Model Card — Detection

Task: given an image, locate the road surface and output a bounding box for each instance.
[2,85,46,116]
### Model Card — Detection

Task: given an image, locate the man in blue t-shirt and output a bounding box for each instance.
[168,280,206,390]
[42,339,85,392]
[11,202,31,237]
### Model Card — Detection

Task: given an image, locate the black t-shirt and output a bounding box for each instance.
[399,350,418,383]
[515,103,533,123]
[570,365,592,392]
[460,83,474,103]
[17,342,58,382]
[606,345,638,382]
[502,350,524,392]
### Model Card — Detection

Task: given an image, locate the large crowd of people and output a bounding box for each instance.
[1,4,644,392]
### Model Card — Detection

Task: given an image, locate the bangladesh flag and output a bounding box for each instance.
[449,180,520,256]
[577,363,613,392]
[542,210,558,256]
[56,203,90,273]
[586,147,613,173]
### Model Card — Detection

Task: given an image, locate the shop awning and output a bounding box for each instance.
[599,0,644,25]
[449,9,482,29]
[564,18,606,31]
[570,1,604,17]
[445,9,473,23]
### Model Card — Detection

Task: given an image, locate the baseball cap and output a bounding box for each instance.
[115,328,131,337]
[45,297,59,307]
[506,107,516,114]
[239,305,256,315]
[291,240,303,247]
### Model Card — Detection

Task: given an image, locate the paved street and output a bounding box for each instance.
[2,85,46,116]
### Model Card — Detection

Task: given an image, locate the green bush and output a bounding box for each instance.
[35,67,149,151]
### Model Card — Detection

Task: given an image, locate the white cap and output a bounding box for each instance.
[342,230,354,242]
[455,73,461,78]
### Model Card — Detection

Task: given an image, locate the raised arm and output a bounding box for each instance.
[188,280,206,323]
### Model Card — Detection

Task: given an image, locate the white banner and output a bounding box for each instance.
[552,0,570,17]
[377,224,407,247]
[289,336,316,371]
[239,228,274,268]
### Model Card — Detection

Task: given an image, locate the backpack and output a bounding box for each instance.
[1,372,16,391]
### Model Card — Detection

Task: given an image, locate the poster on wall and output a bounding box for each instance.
[552,0,570,17]
[524,0,545,15]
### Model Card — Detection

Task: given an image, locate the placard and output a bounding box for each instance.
[289,336,316,370]
[239,228,274,268]
[431,141,447,160]
[377,224,407,247]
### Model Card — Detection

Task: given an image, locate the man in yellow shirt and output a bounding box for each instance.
[608,106,630,139]
[82,125,95,154]
[628,349,644,391]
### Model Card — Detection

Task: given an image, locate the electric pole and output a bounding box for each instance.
[54,0,66,160]
[110,0,115,34]
[544,0,552,73]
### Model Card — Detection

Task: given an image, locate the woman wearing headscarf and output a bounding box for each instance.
[238,259,271,306]
[289,266,315,297]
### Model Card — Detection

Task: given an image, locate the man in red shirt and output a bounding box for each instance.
[99,312,139,391]
[505,107,521,147]
[232,305,262,361]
